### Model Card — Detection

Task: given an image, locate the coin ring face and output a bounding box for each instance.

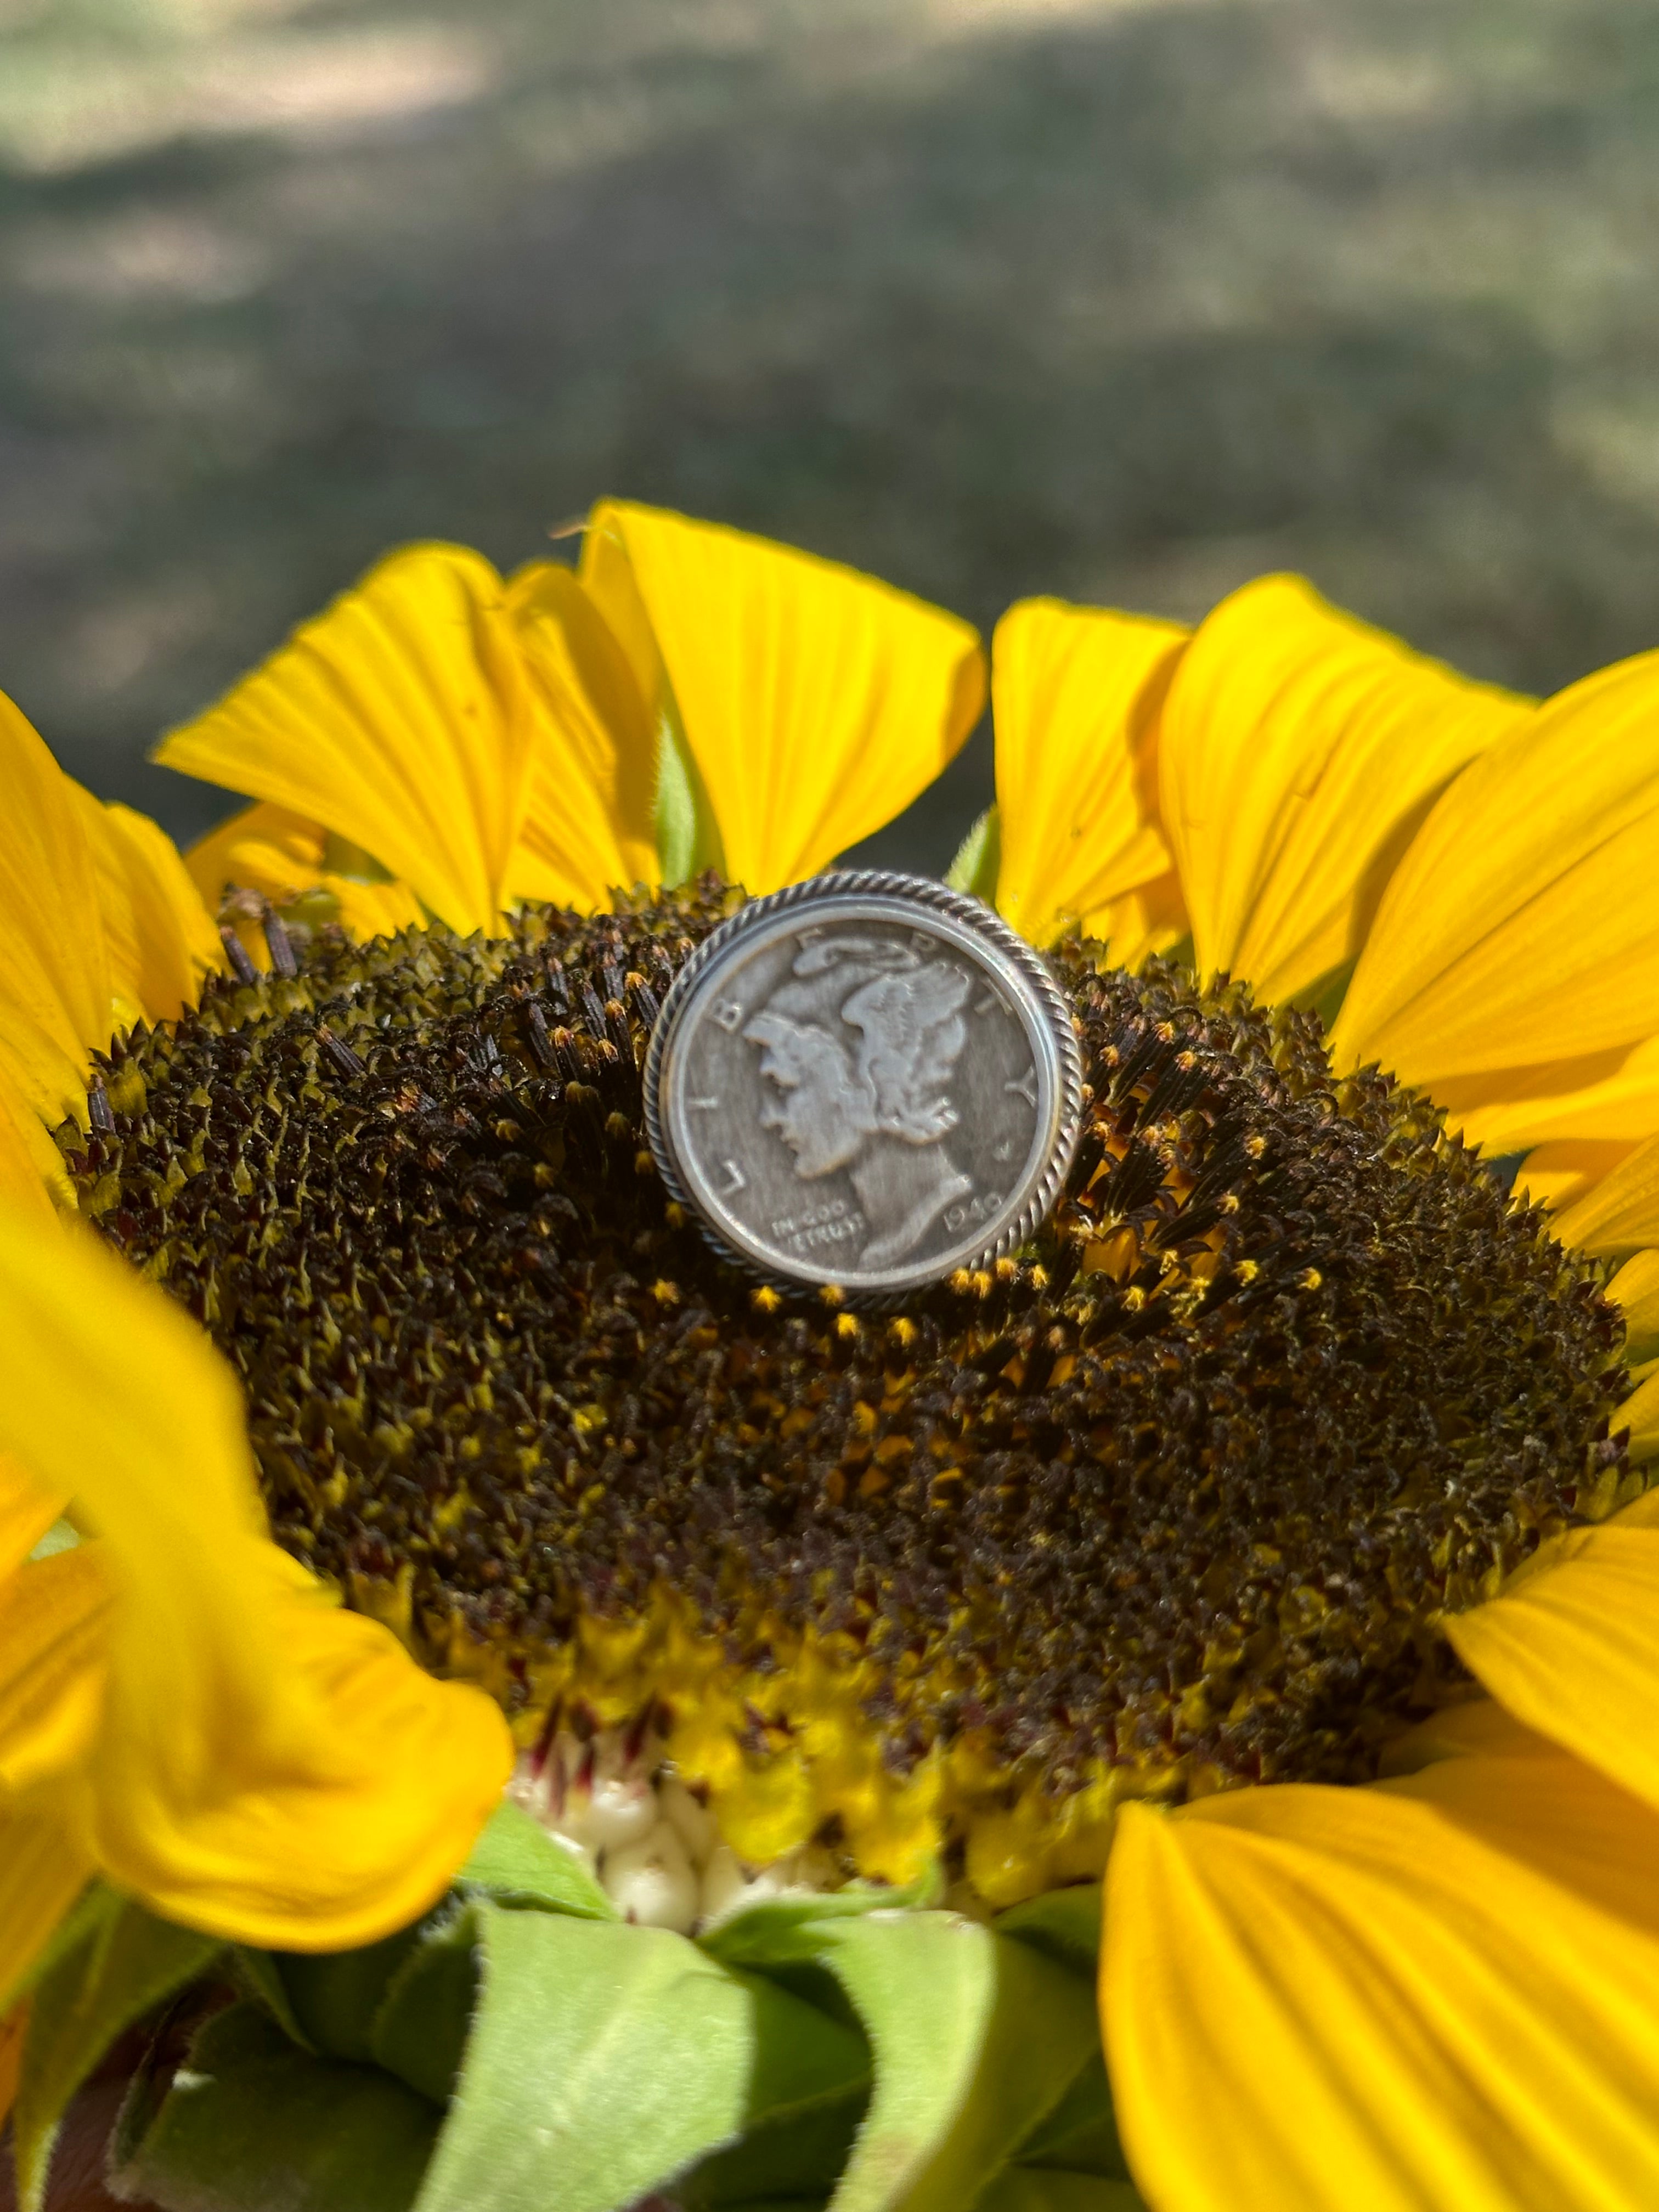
[644,872,1083,1298]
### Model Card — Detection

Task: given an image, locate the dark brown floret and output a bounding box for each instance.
[64,884,1632,1826]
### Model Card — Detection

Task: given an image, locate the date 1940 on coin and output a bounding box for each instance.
[643,872,1084,1298]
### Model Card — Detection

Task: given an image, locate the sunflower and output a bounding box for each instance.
[4,499,1659,2212]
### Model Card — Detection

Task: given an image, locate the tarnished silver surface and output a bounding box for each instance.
[644,872,1082,1297]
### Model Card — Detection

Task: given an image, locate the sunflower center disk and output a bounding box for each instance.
[66,888,1629,1911]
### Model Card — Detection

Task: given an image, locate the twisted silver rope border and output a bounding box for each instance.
[641,870,1084,1305]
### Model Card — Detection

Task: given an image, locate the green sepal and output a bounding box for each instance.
[24,1515,81,1561]
[708,2203,831,2212]
[995,1884,1101,1979]
[712,1909,1101,2212]
[977,2174,1149,2212]
[697,1862,944,1962]
[945,806,1001,903]
[230,1945,314,2049]
[655,699,725,888]
[270,1913,441,2065]
[110,2000,439,2212]
[370,1904,479,2106]
[675,2085,866,2209]
[13,1884,223,2212]
[1013,2052,1130,2180]
[455,1795,617,1918]
[413,1901,867,2212]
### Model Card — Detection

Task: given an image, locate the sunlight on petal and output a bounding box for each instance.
[157,546,538,935]
[1107,1753,1659,2212]
[67,785,223,1028]
[0,1078,62,1222]
[1334,645,1659,1084]
[1609,1248,1659,1365]
[1158,575,1526,1005]
[1622,1367,1659,1465]
[1510,1138,1638,1215]
[1553,1131,1659,1256]
[1447,1525,1659,1813]
[1433,1033,1659,1160]
[0,1544,108,1796]
[580,500,984,893]
[990,596,1186,950]
[0,692,113,1124]
[505,559,659,909]
[187,800,426,952]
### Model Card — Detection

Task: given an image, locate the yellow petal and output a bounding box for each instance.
[0,1544,108,1796]
[65,785,223,1029]
[1106,1749,1659,2212]
[1610,1480,1659,1530]
[1510,1138,1638,1215]
[504,560,659,908]
[0,1077,61,1223]
[185,798,320,913]
[0,1206,512,1948]
[1158,576,1527,1004]
[1081,867,1188,974]
[1609,1248,1659,1364]
[0,1457,67,1585]
[1552,1130,1659,1256]
[156,546,538,935]
[0,1808,93,2019]
[1446,1524,1659,1814]
[1622,1368,1659,1465]
[580,500,985,892]
[1431,1033,1659,1160]
[1376,1694,1556,1775]
[0,693,112,1122]
[989,597,1186,950]
[1333,645,1659,1084]
[186,800,425,950]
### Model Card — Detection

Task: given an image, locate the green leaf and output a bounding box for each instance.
[724,1912,1101,2212]
[976,2174,1149,2212]
[370,1905,480,2105]
[675,2086,866,2209]
[13,1886,223,2212]
[1013,2052,1128,2179]
[708,2203,831,2212]
[945,806,1002,903]
[230,1946,314,2049]
[698,1864,944,1962]
[995,1886,1101,1979]
[455,1796,616,1918]
[655,701,725,888]
[414,1902,866,2212]
[272,1917,437,2064]
[111,2000,439,2212]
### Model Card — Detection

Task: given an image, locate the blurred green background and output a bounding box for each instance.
[4,0,1658,872]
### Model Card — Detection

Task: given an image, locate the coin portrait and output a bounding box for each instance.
[645,875,1082,1295]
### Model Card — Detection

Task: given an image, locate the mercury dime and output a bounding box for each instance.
[644,871,1083,1296]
